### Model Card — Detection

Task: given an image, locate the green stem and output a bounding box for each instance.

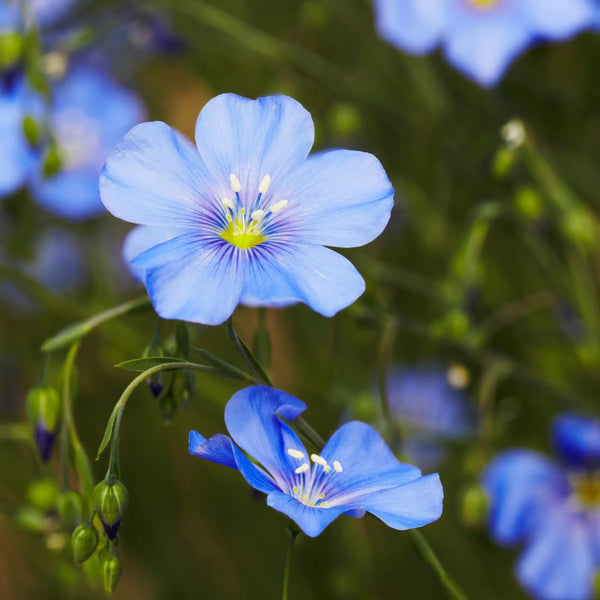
[377,316,399,444]
[410,530,469,600]
[100,362,217,475]
[226,317,272,386]
[281,529,298,600]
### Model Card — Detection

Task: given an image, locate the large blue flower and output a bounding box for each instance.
[30,67,145,219]
[100,93,394,325]
[482,413,600,600]
[189,386,443,537]
[373,0,597,87]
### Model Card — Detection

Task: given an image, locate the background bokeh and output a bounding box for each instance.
[2,1,600,598]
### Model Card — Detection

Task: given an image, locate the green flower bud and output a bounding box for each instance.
[26,385,61,462]
[514,186,544,220]
[27,479,59,512]
[492,147,516,178]
[57,490,83,531]
[101,553,122,596]
[158,391,179,423]
[329,103,361,139]
[562,206,597,252]
[71,522,99,564]
[460,484,488,529]
[22,115,40,147]
[94,479,128,540]
[0,32,23,68]
[42,141,63,178]
[143,342,166,398]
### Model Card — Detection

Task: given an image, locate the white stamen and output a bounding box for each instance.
[258,175,271,194]
[229,174,241,192]
[310,454,328,467]
[287,449,305,460]
[270,200,288,213]
[251,209,265,221]
[222,198,235,210]
[295,463,309,474]
[323,465,331,473]
[333,461,343,473]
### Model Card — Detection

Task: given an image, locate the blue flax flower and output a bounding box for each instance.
[0,0,79,31]
[483,414,600,600]
[100,93,394,325]
[30,67,145,219]
[387,364,475,468]
[373,0,597,86]
[189,386,443,537]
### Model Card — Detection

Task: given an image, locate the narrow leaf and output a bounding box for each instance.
[115,356,186,372]
[192,348,254,382]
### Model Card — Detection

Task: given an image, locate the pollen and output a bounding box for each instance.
[229,174,241,192]
[258,175,271,194]
[295,463,309,474]
[333,461,343,473]
[310,454,328,466]
[270,200,288,213]
[287,449,305,460]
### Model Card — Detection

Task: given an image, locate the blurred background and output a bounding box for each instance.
[2,0,600,598]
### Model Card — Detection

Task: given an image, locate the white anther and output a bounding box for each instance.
[251,209,265,221]
[229,174,242,192]
[258,175,271,194]
[222,198,235,210]
[310,454,328,467]
[333,461,343,473]
[501,119,525,149]
[287,449,305,460]
[323,465,331,473]
[270,200,288,214]
[295,463,309,474]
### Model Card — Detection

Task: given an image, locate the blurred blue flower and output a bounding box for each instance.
[189,386,443,537]
[482,413,600,600]
[0,0,78,31]
[387,365,475,468]
[31,67,145,219]
[373,0,597,86]
[101,93,393,325]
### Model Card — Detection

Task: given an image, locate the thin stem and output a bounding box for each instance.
[281,529,298,600]
[226,317,272,385]
[410,530,469,600]
[377,316,399,444]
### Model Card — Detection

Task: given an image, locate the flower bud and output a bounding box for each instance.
[71,522,99,564]
[143,342,166,398]
[26,385,61,462]
[27,479,59,512]
[460,484,488,529]
[57,490,83,531]
[0,32,23,68]
[94,479,128,539]
[101,553,122,595]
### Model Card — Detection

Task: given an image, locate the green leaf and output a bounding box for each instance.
[192,348,254,382]
[96,404,119,460]
[115,356,186,372]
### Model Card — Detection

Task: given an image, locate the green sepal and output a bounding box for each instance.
[94,480,128,527]
[26,385,60,432]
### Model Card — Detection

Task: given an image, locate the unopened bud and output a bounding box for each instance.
[57,490,83,531]
[460,484,488,528]
[27,479,59,512]
[142,342,166,398]
[0,32,23,68]
[94,479,128,539]
[158,392,178,423]
[26,385,60,462]
[42,142,63,178]
[101,553,122,595]
[71,522,99,564]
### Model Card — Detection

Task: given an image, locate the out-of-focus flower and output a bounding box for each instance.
[101,93,393,325]
[373,0,597,86]
[0,0,79,31]
[482,413,600,600]
[386,364,475,469]
[189,386,443,537]
[30,67,144,219]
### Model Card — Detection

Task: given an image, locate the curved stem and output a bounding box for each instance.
[281,529,298,600]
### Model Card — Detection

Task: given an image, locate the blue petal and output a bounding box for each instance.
[133,233,244,325]
[281,149,394,248]
[100,122,217,226]
[231,444,281,495]
[266,491,348,537]
[360,473,443,530]
[519,0,596,39]
[224,386,307,491]
[517,507,596,600]
[240,243,366,317]
[373,0,446,54]
[317,422,423,506]
[444,18,531,87]
[194,94,314,198]
[552,413,600,469]
[124,225,188,281]
[482,450,569,545]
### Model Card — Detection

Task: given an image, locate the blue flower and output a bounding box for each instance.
[0,0,79,31]
[386,365,475,468]
[189,386,443,537]
[100,93,394,325]
[30,67,145,219]
[373,0,597,86]
[482,413,600,600]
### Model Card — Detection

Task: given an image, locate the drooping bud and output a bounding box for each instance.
[93,479,128,539]
[101,553,122,595]
[460,484,488,529]
[142,342,166,398]
[26,385,61,462]
[57,490,84,531]
[71,522,99,564]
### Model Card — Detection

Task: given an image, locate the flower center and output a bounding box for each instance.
[287,448,343,508]
[220,174,287,249]
[573,473,600,508]
[466,0,499,9]
[53,107,102,170]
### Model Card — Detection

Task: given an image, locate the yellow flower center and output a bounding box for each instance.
[574,474,600,508]
[467,0,499,9]
[219,174,287,250]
